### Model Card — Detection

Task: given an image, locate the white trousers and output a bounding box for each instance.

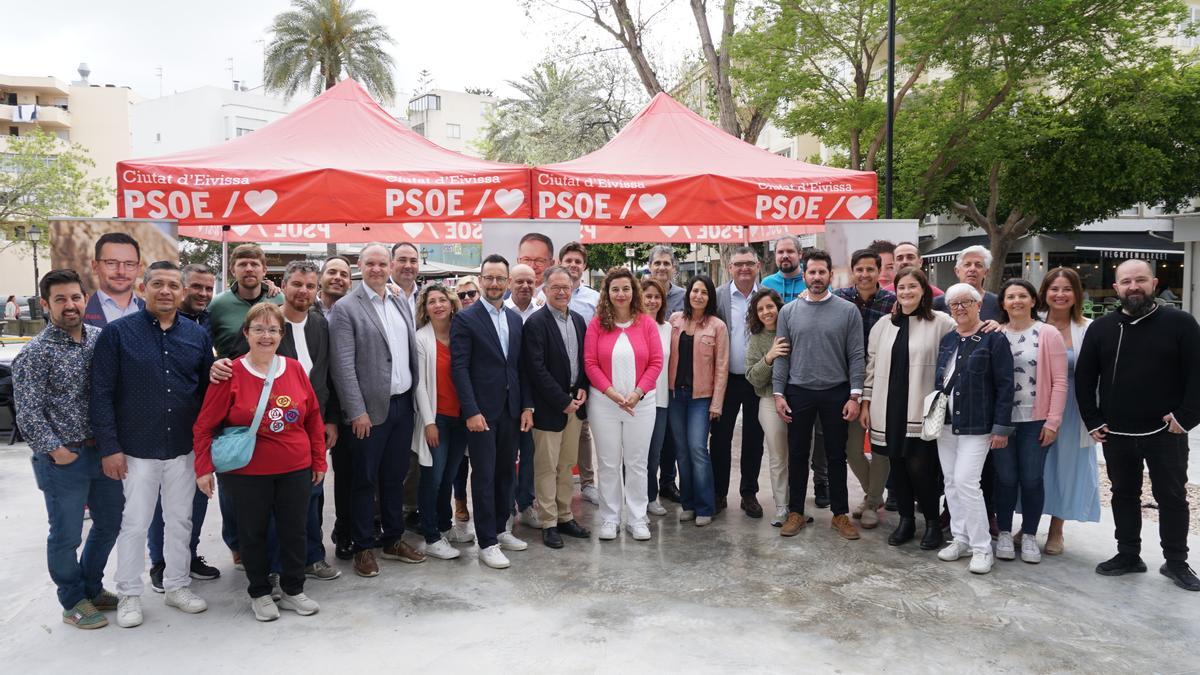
[589,387,655,525]
[757,397,789,511]
[937,431,992,553]
[116,454,196,595]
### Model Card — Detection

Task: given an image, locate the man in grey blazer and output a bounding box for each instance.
[712,246,767,518]
[328,243,425,578]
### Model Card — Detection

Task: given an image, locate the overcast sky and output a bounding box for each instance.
[4,0,594,103]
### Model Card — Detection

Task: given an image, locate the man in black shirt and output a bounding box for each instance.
[1076,259,1200,591]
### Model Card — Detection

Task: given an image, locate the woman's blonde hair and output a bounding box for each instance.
[416,283,461,327]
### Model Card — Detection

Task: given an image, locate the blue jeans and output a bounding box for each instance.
[148,489,209,565]
[511,429,535,514]
[669,387,716,517]
[419,414,469,543]
[30,445,124,609]
[993,420,1047,535]
[647,407,669,501]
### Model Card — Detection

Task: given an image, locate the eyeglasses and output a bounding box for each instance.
[481,275,508,284]
[731,261,757,269]
[457,290,478,300]
[518,256,550,267]
[547,285,572,295]
[248,327,282,336]
[98,259,139,272]
[949,300,977,310]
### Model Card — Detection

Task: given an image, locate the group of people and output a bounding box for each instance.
[17,231,1199,632]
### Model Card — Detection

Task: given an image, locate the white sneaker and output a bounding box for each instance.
[164,587,207,614]
[695,516,712,527]
[498,530,528,551]
[581,485,600,505]
[424,537,462,560]
[969,550,995,574]
[678,509,696,522]
[278,592,319,616]
[995,531,1016,560]
[446,522,475,543]
[647,499,667,516]
[519,505,542,529]
[478,544,510,569]
[938,541,970,561]
[251,595,279,622]
[626,522,652,541]
[117,595,143,628]
[598,521,618,540]
[1020,533,1042,564]
[771,507,788,527]
[860,503,879,528]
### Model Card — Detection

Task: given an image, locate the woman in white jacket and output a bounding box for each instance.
[413,284,473,559]
[1035,267,1100,555]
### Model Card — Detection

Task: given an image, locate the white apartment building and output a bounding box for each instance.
[0,65,138,294]
[131,85,303,157]
[406,88,497,157]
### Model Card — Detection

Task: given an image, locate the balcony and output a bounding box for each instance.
[0,104,71,128]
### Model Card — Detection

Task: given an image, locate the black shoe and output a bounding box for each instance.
[887,517,915,546]
[149,562,165,593]
[1160,562,1200,591]
[659,483,681,503]
[542,527,564,549]
[558,519,591,538]
[716,496,728,513]
[884,494,898,512]
[740,495,763,519]
[189,555,220,580]
[814,484,830,509]
[334,536,354,561]
[919,521,944,550]
[1095,553,1148,576]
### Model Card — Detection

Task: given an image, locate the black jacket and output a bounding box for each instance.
[1076,304,1200,434]
[277,309,334,423]
[450,301,524,420]
[521,305,589,431]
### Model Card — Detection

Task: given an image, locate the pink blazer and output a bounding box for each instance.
[1026,321,1070,432]
[667,312,730,414]
[583,313,663,395]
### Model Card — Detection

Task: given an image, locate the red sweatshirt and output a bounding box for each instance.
[193,356,327,477]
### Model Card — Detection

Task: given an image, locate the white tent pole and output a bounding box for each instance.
[220,226,229,294]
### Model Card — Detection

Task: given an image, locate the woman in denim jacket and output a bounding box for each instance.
[933,283,1015,575]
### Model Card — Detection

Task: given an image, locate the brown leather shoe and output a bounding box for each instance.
[454,498,470,522]
[831,514,861,540]
[353,550,379,577]
[380,540,426,564]
[780,512,806,537]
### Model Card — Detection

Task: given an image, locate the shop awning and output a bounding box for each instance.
[923,235,990,263]
[923,231,1183,264]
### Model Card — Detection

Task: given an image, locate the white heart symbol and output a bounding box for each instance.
[230,225,251,236]
[639,193,667,219]
[659,225,679,238]
[493,189,524,215]
[244,190,278,217]
[403,222,425,238]
[846,195,873,219]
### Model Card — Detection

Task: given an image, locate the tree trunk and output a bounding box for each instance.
[607,0,665,95]
[690,0,740,137]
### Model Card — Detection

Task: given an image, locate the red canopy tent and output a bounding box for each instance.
[533,93,877,244]
[116,79,530,244]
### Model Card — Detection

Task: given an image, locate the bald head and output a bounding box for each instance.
[509,263,537,307]
[1116,258,1154,279]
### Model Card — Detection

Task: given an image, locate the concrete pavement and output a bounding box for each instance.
[0,441,1197,673]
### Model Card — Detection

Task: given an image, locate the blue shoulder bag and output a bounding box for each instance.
[211,356,279,473]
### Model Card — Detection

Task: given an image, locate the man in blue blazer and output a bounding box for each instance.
[451,254,531,569]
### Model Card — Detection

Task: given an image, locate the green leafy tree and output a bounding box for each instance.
[178,237,225,272]
[0,128,109,253]
[263,0,397,104]
[585,243,692,275]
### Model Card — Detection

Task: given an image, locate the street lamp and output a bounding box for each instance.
[28,224,42,298]
[885,0,896,219]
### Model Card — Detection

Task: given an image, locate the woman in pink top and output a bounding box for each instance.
[583,268,663,542]
[995,279,1068,564]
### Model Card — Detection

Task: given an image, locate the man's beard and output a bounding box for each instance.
[779,261,796,274]
[1120,291,1155,317]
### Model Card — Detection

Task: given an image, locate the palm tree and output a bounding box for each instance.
[262,0,397,104]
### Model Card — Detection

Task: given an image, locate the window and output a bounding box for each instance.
[412,122,425,137]
[8,127,17,136]
[446,123,461,139]
[1145,202,1167,216]
[408,94,441,113]
[1117,205,1140,217]
[155,132,161,143]
[235,127,253,137]
[1177,7,1200,49]
[775,148,792,159]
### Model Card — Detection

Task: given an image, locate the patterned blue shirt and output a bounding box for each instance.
[12,323,102,454]
[834,285,897,347]
[89,309,214,460]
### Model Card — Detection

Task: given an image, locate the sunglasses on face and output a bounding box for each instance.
[457,290,478,300]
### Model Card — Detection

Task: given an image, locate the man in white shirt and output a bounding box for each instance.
[389,242,421,317]
[504,264,541,322]
[84,232,145,328]
[557,242,600,324]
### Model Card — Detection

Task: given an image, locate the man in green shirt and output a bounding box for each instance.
[207,244,284,359]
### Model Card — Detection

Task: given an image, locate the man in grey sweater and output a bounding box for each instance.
[772,250,866,540]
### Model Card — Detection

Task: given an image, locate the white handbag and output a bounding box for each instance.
[920,364,955,441]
